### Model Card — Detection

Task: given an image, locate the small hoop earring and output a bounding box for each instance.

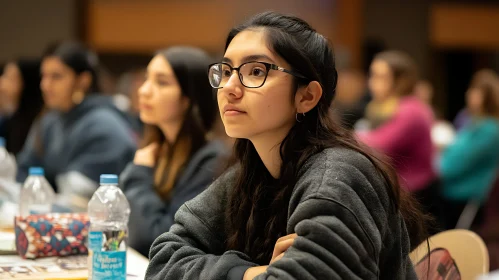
[295,112,306,123]
[72,90,85,105]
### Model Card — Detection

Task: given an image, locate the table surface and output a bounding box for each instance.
[0,228,149,279]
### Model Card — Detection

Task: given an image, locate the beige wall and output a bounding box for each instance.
[0,0,76,62]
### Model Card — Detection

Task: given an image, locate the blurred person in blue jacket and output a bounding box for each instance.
[16,42,136,211]
[439,69,499,229]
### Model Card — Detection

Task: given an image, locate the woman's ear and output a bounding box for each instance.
[295,81,323,114]
[181,96,191,113]
[77,71,92,92]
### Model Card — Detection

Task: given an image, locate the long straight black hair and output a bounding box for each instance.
[223,11,429,265]
[4,59,44,155]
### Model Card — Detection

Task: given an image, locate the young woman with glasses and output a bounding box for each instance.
[146,12,428,279]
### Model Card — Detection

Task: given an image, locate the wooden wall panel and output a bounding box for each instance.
[86,1,234,53]
[335,0,363,69]
[85,0,363,66]
[430,4,499,50]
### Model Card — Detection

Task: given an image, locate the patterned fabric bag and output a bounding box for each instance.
[414,248,461,280]
[14,213,89,259]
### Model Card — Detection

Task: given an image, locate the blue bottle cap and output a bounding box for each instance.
[29,167,44,176]
[0,137,5,147]
[100,174,118,184]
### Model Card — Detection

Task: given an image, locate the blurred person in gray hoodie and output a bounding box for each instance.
[16,42,135,211]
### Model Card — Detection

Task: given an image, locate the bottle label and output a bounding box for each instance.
[88,231,127,280]
[88,231,103,251]
[92,251,126,279]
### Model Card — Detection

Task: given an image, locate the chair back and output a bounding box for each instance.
[410,229,489,279]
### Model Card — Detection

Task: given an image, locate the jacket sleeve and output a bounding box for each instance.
[145,170,259,280]
[120,159,223,256]
[440,122,499,180]
[254,152,413,280]
[254,198,379,280]
[64,111,136,184]
[15,121,43,182]
[358,107,421,158]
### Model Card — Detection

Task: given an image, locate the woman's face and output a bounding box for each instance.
[368,59,394,101]
[0,63,23,114]
[138,55,189,126]
[130,70,146,114]
[217,29,297,140]
[40,57,80,112]
[466,87,484,115]
[414,81,433,105]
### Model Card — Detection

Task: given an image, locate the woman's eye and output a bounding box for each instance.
[222,69,232,77]
[51,73,63,80]
[157,80,168,86]
[251,68,266,77]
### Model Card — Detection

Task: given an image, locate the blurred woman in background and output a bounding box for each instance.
[16,42,136,210]
[330,68,369,129]
[119,47,226,256]
[0,59,44,155]
[439,69,499,229]
[357,51,437,221]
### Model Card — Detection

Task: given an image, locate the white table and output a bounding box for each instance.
[127,248,150,279]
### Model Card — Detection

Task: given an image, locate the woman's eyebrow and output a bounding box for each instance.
[222,54,276,66]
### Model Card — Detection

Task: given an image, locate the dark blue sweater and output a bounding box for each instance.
[119,140,227,256]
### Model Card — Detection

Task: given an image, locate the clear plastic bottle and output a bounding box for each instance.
[19,167,55,217]
[88,174,130,280]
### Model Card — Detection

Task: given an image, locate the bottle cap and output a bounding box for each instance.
[29,167,44,176]
[100,174,118,184]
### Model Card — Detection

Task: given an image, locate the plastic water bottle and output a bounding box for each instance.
[19,167,55,217]
[88,174,130,280]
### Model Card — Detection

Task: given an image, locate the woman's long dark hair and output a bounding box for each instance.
[224,11,429,265]
[468,69,499,118]
[43,41,101,94]
[141,47,217,200]
[4,59,44,155]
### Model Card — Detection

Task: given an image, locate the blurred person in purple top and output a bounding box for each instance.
[358,51,437,220]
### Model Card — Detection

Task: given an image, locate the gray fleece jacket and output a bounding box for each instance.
[16,95,136,195]
[145,147,417,280]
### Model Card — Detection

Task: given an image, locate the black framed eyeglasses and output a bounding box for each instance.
[208,61,309,89]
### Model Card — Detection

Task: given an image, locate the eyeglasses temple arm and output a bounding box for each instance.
[270,64,309,80]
